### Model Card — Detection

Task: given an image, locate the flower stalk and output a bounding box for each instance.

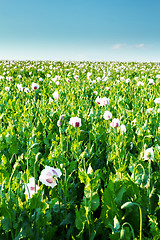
[121,202,143,240]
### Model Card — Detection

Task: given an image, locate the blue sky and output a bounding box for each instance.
[0,0,160,62]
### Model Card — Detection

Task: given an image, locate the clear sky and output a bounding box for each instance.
[0,0,160,62]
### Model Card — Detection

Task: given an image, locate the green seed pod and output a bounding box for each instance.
[121,202,133,209]
[120,229,125,239]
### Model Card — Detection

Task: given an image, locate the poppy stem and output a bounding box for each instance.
[121,222,135,239]
[76,127,79,159]
[148,158,152,213]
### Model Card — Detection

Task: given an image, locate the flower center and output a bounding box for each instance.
[147,152,152,158]
[75,122,80,127]
[46,178,54,183]
[115,122,119,128]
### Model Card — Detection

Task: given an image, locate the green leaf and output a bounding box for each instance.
[115,184,126,205]
[1,218,12,232]
[1,155,7,165]
[78,168,90,184]
[91,193,100,211]
[60,213,71,226]
[84,182,92,198]
[75,208,84,230]
[5,132,11,143]
[148,215,160,236]
[101,180,117,227]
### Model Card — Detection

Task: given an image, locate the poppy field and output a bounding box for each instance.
[0,60,160,239]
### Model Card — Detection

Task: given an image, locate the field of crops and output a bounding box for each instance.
[0,60,160,239]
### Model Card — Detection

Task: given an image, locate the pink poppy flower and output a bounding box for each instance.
[110,118,120,128]
[24,177,40,199]
[39,166,62,188]
[103,111,112,120]
[5,87,10,91]
[144,148,154,160]
[31,82,40,90]
[69,117,82,127]
[53,91,60,100]
[95,97,110,106]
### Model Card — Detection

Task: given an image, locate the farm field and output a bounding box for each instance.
[0,60,160,240]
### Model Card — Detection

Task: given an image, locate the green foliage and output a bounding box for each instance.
[0,60,159,239]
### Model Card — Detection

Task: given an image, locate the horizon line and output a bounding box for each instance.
[0,58,160,63]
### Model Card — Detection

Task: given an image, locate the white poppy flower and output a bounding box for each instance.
[39,166,62,188]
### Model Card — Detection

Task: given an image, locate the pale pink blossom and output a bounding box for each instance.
[53,91,60,100]
[5,87,10,91]
[17,84,23,91]
[47,73,51,78]
[146,108,153,113]
[24,87,29,93]
[74,75,79,80]
[148,79,155,85]
[95,97,101,105]
[52,77,57,83]
[156,74,160,79]
[137,81,144,86]
[55,75,61,80]
[6,76,12,81]
[95,97,110,106]
[103,111,112,120]
[100,97,110,106]
[57,120,61,127]
[55,81,60,86]
[24,177,40,199]
[154,98,160,104]
[125,78,130,83]
[87,72,92,79]
[39,166,62,188]
[144,148,154,160]
[31,82,40,90]
[110,118,120,128]
[103,77,108,81]
[69,117,82,127]
[49,97,54,104]
[120,124,126,134]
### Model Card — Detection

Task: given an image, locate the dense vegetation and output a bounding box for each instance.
[0,60,160,239]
